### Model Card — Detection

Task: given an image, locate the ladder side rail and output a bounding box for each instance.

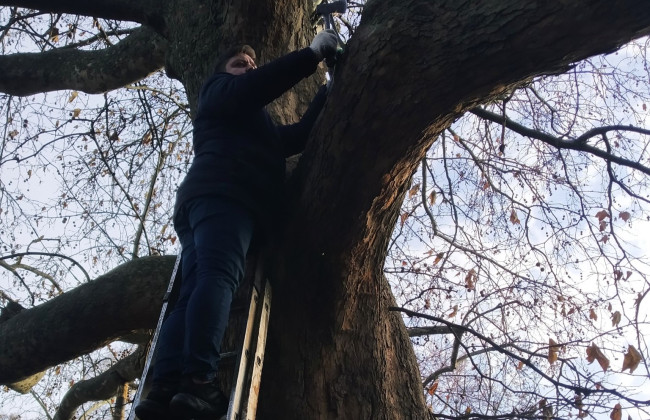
[128,252,182,420]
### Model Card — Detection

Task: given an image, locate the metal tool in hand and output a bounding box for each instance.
[316,0,347,32]
[314,0,347,75]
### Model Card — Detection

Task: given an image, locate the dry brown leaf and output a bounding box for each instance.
[599,219,608,232]
[72,108,81,118]
[448,305,458,318]
[621,345,642,374]
[408,183,420,198]
[400,212,408,227]
[586,343,610,372]
[611,311,622,327]
[610,403,622,420]
[516,361,524,370]
[427,382,438,396]
[596,209,610,221]
[428,191,437,206]
[548,338,559,365]
[49,26,59,42]
[619,211,631,222]
[589,308,598,321]
[509,209,520,225]
[68,91,78,103]
[433,252,444,265]
[465,268,477,291]
[142,131,153,145]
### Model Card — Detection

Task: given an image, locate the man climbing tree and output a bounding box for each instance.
[135,32,337,420]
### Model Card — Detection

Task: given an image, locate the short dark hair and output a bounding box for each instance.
[213,44,256,73]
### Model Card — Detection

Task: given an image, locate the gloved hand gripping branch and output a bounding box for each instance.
[310,29,338,61]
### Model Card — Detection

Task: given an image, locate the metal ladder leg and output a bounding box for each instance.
[128,253,182,420]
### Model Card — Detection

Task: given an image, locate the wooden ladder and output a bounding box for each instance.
[224,267,272,420]
[129,253,272,420]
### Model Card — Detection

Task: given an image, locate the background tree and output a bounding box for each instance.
[1,1,650,419]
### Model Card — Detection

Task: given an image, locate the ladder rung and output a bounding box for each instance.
[219,351,239,360]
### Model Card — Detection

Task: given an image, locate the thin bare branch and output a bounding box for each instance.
[470,106,650,176]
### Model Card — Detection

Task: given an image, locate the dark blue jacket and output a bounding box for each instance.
[174,47,327,229]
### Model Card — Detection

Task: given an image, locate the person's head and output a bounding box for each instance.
[213,44,257,75]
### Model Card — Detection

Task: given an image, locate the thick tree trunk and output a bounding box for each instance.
[258,1,650,419]
[120,1,429,417]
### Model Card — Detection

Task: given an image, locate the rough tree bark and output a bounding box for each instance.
[1,1,649,419]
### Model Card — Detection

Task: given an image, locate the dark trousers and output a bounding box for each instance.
[153,196,254,386]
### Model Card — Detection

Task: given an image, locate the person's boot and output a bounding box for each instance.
[135,384,182,420]
[170,376,228,419]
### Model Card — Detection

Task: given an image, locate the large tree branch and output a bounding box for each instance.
[0,26,167,96]
[53,346,147,420]
[299,0,650,249]
[0,255,174,385]
[0,0,166,29]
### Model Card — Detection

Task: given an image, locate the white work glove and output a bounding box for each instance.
[310,29,338,61]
